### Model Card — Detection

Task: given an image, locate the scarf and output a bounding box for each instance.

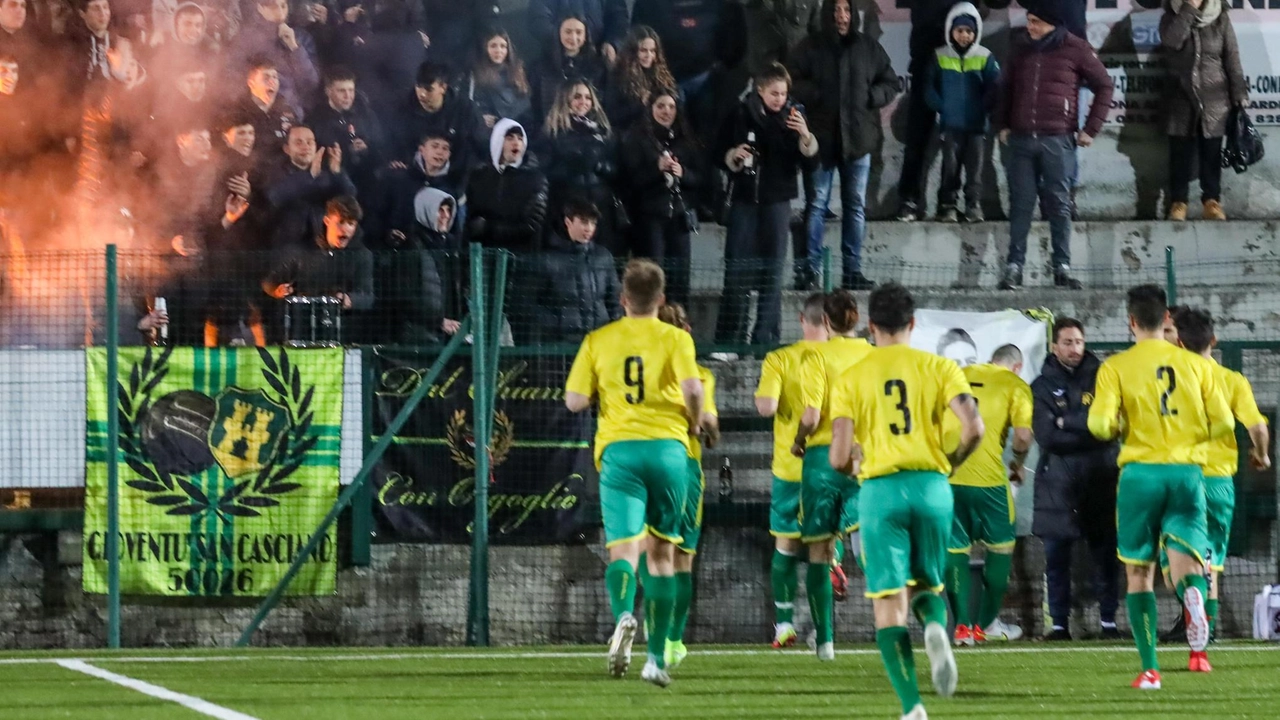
[1170,0,1222,28]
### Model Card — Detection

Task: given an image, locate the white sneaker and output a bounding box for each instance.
[709,352,739,362]
[901,703,928,720]
[608,613,637,678]
[983,618,1024,642]
[816,641,835,661]
[923,622,958,697]
[1184,585,1210,652]
[640,659,672,688]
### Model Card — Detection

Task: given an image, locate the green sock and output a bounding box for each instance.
[1126,591,1160,671]
[876,627,921,714]
[945,552,972,626]
[670,571,693,642]
[645,575,676,668]
[833,537,845,566]
[1177,573,1209,604]
[978,552,1014,629]
[605,560,636,623]
[1206,598,1219,636]
[911,591,948,628]
[771,550,800,625]
[806,562,834,644]
[637,552,650,589]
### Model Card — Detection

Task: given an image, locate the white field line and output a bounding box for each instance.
[0,643,1272,666]
[55,659,261,720]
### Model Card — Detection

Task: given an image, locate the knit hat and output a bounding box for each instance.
[1026,1,1064,28]
[951,14,978,33]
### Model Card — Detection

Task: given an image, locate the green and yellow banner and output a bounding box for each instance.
[84,346,343,597]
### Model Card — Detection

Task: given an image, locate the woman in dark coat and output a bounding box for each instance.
[1160,0,1246,221]
[619,90,701,305]
[528,15,607,125]
[468,27,534,129]
[535,79,621,254]
[605,25,678,132]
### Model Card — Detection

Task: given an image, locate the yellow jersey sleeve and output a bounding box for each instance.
[565,334,597,399]
[756,351,784,400]
[1200,360,1235,442]
[1088,359,1121,442]
[672,329,700,384]
[700,366,719,418]
[939,357,972,408]
[1203,366,1266,478]
[1011,377,1033,429]
[799,348,827,413]
[1229,371,1267,430]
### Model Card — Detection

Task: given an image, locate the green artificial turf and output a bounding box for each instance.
[3,644,1278,719]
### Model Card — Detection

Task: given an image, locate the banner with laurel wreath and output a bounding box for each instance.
[83,346,343,597]
[370,350,594,544]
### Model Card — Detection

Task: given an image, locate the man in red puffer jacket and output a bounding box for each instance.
[994,5,1112,291]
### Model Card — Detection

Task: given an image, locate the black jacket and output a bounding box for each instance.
[529,45,608,123]
[518,238,622,344]
[717,93,820,205]
[308,95,389,189]
[619,118,702,221]
[391,91,487,175]
[1031,352,1120,541]
[788,1,900,165]
[631,0,731,82]
[466,152,550,253]
[536,116,617,211]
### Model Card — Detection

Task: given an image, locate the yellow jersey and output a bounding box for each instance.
[1087,338,1234,467]
[830,344,973,481]
[755,341,822,482]
[565,316,701,467]
[799,336,874,447]
[1203,362,1267,478]
[945,364,1033,488]
[688,365,719,464]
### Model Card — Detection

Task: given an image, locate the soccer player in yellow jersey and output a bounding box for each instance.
[1171,307,1270,672]
[565,260,704,688]
[945,345,1033,647]
[648,303,720,670]
[1087,285,1235,691]
[755,293,829,649]
[828,283,984,720]
[791,290,873,661]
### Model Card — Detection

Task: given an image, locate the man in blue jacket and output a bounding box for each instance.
[924,2,999,223]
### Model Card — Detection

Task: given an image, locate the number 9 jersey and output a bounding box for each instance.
[830,344,973,481]
[566,316,702,468]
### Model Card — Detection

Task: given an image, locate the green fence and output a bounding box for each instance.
[0,244,1277,647]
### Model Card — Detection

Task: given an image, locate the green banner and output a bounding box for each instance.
[84,346,343,597]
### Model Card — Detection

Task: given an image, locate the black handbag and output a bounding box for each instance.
[1223,107,1265,174]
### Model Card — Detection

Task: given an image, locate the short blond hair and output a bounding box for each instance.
[622,259,665,314]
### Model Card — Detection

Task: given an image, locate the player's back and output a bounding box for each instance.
[948,363,1032,487]
[1204,363,1266,478]
[1088,338,1233,467]
[834,344,972,481]
[757,341,821,481]
[569,316,698,462]
[802,336,874,446]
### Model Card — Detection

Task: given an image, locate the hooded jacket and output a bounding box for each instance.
[392,89,487,180]
[995,26,1113,138]
[924,3,1000,133]
[1030,352,1120,541]
[372,151,465,248]
[465,119,550,252]
[1160,0,1247,138]
[787,0,900,164]
[371,187,457,346]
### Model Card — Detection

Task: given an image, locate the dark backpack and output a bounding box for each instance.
[1223,107,1265,174]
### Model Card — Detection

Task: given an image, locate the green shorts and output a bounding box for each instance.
[1205,476,1235,572]
[677,458,706,555]
[599,439,689,548]
[858,471,953,598]
[948,484,1016,553]
[770,477,802,538]
[799,445,860,543]
[1116,463,1208,566]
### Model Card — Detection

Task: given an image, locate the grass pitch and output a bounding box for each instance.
[3,643,1279,719]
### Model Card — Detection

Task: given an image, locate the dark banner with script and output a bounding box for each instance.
[370,350,596,544]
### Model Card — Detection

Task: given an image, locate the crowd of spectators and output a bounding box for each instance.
[0,0,1246,347]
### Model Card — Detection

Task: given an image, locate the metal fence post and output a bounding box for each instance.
[104,244,121,649]
[467,244,491,647]
[821,247,833,292]
[1165,245,1177,308]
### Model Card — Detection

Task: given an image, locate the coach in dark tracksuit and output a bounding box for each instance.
[1031,318,1121,640]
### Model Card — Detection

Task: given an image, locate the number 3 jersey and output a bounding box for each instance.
[830,344,973,482]
[1087,338,1234,468]
[566,316,701,468]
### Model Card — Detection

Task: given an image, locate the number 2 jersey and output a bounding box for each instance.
[830,344,973,481]
[1087,338,1234,468]
[565,316,701,467]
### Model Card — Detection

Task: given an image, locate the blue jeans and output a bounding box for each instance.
[801,154,871,279]
[1005,134,1075,268]
[715,201,790,346]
